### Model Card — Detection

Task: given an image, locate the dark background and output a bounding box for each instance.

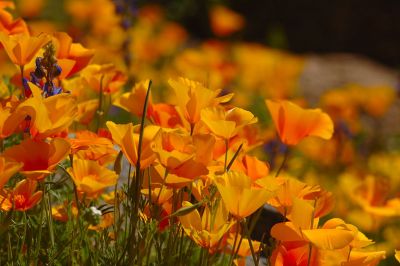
[143,0,400,68]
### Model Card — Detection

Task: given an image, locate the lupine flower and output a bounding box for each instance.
[0,179,42,211]
[266,99,334,146]
[4,138,70,180]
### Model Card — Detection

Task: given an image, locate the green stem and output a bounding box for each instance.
[224,139,228,172]
[19,65,25,99]
[95,75,105,132]
[46,183,55,249]
[228,221,240,266]
[242,219,258,266]
[275,147,289,177]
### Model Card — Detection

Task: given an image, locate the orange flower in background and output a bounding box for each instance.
[4,138,70,180]
[0,155,23,189]
[209,5,245,37]
[106,121,160,169]
[0,32,50,66]
[0,179,42,211]
[68,158,118,199]
[266,99,334,146]
[52,202,78,222]
[113,79,153,117]
[0,2,29,35]
[52,32,95,79]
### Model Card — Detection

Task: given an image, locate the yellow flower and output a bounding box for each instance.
[67,158,118,199]
[214,171,276,219]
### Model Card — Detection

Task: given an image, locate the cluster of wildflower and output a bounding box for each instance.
[0,2,398,266]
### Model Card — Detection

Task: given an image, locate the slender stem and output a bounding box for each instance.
[242,219,258,265]
[347,246,352,261]
[46,183,55,248]
[20,212,27,254]
[307,244,313,266]
[19,65,25,99]
[95,74,105,132]
[228,221,240,266]
[275,147,289,177]
[224,139,228,172]
[34,193,45,265]
[226,143,243,171]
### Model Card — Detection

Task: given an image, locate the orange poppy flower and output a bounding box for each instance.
[201,106,257,140]
[265,100,334,146]
[5,83,77,139]
[150,103,184,129]
[0,155,23,189]
[0,32,50,66]
[0,2,29,35]
[69,130,117,165]
[209,5,245,37]
[4,138,71,180]
[113,79,153,118]
[0,103,17,138]
[231,155,270,181]
[214,171,277,219]
[0,179,42,211]
[178,201,233,253]
[106,121,160,169]
[80,64,127,94]
[168,77,233,125]
[52,32,95,79]
[67,158,118,199]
